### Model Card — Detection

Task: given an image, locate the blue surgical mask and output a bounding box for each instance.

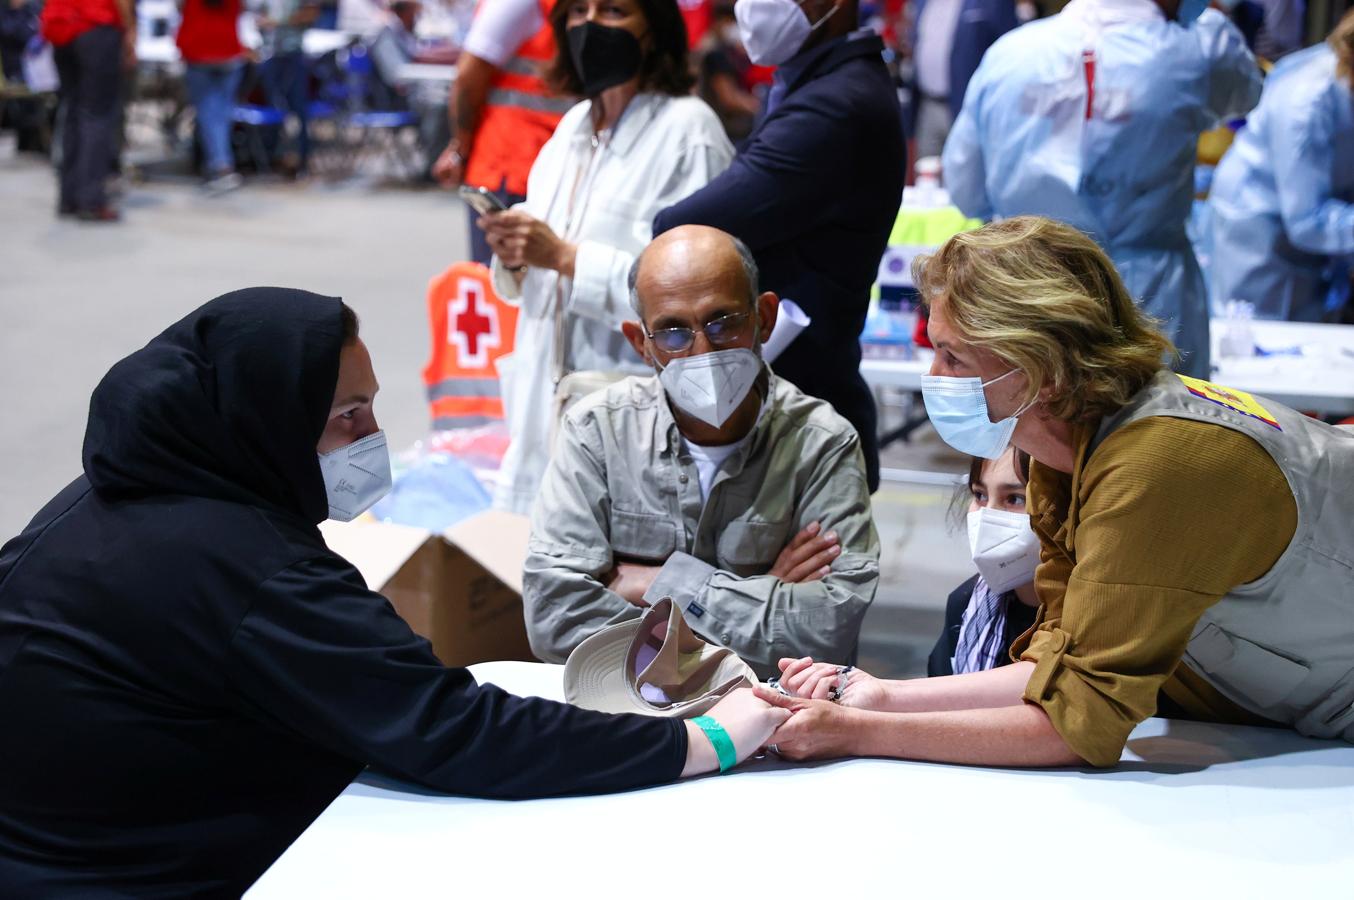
[1176,0,1209,24]
[318,430,392,522]
[920,369,1033,460]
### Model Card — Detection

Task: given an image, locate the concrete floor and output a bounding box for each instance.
[0,147,974,679]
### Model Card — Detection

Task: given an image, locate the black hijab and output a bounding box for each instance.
[82,288,346,525]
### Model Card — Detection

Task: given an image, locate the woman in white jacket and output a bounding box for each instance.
[479,0,734,515]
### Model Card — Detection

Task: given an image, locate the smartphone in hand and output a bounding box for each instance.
[458,185,509,217]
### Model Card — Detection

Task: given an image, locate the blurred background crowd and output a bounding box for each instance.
[2,0,1345,205]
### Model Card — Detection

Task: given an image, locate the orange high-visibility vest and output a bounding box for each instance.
[422,262,519,430]
[464,0,572,198]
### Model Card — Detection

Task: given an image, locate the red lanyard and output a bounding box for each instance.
[1082,48,1096,120]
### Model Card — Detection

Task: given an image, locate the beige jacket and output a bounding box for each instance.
[522,373,879,677]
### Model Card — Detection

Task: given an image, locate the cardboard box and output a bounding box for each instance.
[319,510,537,667]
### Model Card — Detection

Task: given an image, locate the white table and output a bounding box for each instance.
[135,36,182,67]
[1209,319,1354,415]
[301,29,357,57]
[247,661,1354,898]
[395,62,457,84]
[861,319,1354,417]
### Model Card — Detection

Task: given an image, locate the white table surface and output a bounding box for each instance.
[247,661,1354,899]
[395,62,457,83]
[135,36,182,66]
[861,318,1354,416]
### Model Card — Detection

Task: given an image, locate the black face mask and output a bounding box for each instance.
[566,22,643,96]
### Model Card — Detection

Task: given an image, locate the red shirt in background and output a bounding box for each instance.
[176,0,244,64]
[744,63,775,88]
[678,0,711,49]
[40,0,123,47]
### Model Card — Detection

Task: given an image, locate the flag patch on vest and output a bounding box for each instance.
[1177,375,1282,431]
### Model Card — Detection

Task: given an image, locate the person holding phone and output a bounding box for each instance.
[432,0,572,266]
[460,184,510,217]
[476,0,735,515]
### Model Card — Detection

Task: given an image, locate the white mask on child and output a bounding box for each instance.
[966,506,1041,594]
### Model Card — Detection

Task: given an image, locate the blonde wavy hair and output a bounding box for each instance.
[913,216,1176,423]
[1332,7,1354,83]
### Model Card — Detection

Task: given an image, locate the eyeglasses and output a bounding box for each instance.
[646,311,753,355]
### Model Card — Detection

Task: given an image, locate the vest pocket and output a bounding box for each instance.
[1295,667,1354,741]
[610,510,678,562]
[1185,623,1310,710]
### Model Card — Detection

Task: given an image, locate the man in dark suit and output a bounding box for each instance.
[653,0,904,491]
[909,0,1018,158]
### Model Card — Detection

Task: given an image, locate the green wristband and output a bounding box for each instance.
[691,715,737,774]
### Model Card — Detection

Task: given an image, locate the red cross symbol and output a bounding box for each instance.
[448,278,500,369]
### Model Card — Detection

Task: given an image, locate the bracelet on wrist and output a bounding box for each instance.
[691,715,737,774]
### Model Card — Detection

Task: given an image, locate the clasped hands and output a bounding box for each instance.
[751,658,886,761]
[602,522,862,761]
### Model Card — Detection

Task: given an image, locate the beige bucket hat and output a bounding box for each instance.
[563,597,757,718]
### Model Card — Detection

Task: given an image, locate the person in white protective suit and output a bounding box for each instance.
[941,0,1262,378]
[1208,9,1354,323]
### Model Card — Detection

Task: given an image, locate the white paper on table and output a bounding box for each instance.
[762,299,810,364]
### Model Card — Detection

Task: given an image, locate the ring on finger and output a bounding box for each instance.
[832,666,854,700]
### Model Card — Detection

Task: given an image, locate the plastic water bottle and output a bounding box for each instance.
[1219,299,1256,358]
[913,156,944,209]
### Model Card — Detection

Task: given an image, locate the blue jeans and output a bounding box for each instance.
[185,62,244,174]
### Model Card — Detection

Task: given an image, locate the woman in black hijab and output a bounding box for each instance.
[0,288,785,897]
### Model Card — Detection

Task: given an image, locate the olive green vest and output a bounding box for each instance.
[1094,371,1354,742]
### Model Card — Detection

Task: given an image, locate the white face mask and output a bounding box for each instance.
[966,506,1041,594]
[657,347,762,429]
[318,430,392,522]
[734,0,838,67]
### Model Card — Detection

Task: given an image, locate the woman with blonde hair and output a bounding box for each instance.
[759,216,1354,768]
[1208,7,1354,322]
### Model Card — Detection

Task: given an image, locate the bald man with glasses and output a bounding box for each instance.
[522,225,879,676]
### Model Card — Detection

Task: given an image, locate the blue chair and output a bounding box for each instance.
[299,46,359,176]
[303,99,344,176]
[230,103,286,173]
[335,44,423,180]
